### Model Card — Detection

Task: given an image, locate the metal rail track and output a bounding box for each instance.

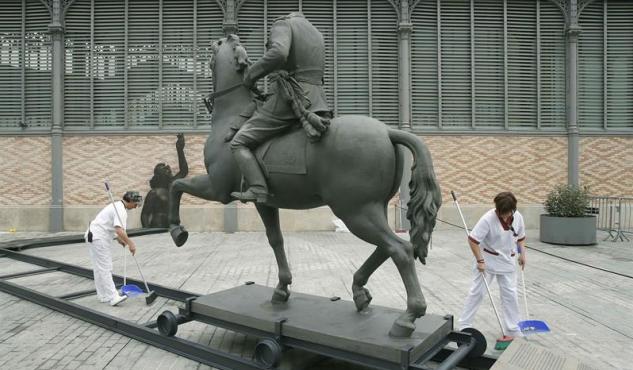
[0,237,496,370]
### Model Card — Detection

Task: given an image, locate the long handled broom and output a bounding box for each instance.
[451,191,514,350]
[120,241,144,298]
[105,181,157,305]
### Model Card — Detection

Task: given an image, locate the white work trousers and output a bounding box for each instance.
[458,269,521,336]
[87,239,118,301]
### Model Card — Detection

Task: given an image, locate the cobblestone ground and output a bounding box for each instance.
[1,230,631,369]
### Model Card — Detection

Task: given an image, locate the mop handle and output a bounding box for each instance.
[104,181,131,254]
[123,243,127,286]
[132,255,152,294]
[451,191,471,238]
[521,268,529,319]
[451,190,507,337]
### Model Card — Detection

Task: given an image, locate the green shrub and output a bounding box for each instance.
[544,185,590,217]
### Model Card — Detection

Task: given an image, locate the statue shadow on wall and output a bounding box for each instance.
[141,133,188,228]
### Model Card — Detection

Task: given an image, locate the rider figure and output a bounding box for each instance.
[229,12,331,203]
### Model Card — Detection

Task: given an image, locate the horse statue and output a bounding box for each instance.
[168,34,442,338]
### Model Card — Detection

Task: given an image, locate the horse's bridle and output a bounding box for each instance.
[203,83,264,114]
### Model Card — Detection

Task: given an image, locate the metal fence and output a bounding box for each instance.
[588,196,633,242]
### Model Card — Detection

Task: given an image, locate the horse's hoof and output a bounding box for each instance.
[271,288,290,304]
[169,225,189,247]
[353,287,373,312]
[389,318,416,338]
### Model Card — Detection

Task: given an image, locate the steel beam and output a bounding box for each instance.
[0,279,261,370]
[1,249,197,302]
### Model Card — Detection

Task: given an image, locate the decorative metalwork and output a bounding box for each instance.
[62,0,78,17]
[217,0,227,14]
[547,0,567,17]
[410,0,426,19]
[39,0,51,16]
[236,0,249,14]
[39,0,77,24]
[578,0,598,17]
[386,0,401,23]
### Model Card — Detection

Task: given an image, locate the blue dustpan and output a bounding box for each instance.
[518,320,550,335]
[517,246,550,336]
[121,284,144,297]
[120,240,144,298]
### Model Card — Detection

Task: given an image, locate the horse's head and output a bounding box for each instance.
[210,34,251,92]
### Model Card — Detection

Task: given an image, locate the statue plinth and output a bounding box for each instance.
[188,283,453,365]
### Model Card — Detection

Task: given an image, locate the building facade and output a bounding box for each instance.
[0,0,632,231]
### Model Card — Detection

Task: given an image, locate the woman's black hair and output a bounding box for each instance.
[494,192,517,214]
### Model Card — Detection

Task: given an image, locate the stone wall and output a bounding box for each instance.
[1,133,631,231]
[0,136,51,205]
[581,137,633,197]
[425,135,568,205]
[63,134,209,206]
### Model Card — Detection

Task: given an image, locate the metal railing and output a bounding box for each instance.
[588,196,633,242]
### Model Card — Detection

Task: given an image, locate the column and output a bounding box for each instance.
[223,0,238,35]
[566,0,580,187]
[49,0,65,231]
[398,1,412,230]
[222,0,238,232]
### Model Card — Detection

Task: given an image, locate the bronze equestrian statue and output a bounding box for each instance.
[168,15,442,338]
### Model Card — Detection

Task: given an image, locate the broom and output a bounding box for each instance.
[517,256,550,335]
[452,191,514,351]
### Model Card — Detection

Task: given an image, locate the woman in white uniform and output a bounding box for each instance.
[458,192,527,340]
[85,191,142,306]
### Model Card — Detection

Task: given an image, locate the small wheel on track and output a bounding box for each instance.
[460,327,487,358]
[254,338,282,369]
[157,310,179,337]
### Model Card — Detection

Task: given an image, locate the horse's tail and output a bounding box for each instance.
[388,129,442,265]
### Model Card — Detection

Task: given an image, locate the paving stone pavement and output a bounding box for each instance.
[1,229,632,369]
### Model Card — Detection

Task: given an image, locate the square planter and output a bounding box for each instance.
[539,214,597,245]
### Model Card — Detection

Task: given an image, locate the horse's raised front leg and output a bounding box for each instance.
[168,174,217,247]
[338,204,426,338]
[256,204,292,303]
[352,247,389,312]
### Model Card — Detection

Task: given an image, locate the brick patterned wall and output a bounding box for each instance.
[0,136,51,205]
[3,134,630,209]
[63,134,210,205]
[581,137,633,197]
[424,135,568,205]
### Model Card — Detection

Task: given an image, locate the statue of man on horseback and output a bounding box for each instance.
[168,13,443,338]
[228,12,332,203]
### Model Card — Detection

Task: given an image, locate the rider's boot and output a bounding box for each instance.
[230,147,269,203]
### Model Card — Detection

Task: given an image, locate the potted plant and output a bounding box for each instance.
[540,185,596,245]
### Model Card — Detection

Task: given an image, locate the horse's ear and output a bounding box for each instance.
[234,44,250,72]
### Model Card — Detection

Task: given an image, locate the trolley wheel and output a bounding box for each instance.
[254,338,282,369]
[157,310,179,337]
[460,327,487,358]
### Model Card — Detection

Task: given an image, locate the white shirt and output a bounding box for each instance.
[87,201,128,241]
[468,209,526,273]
